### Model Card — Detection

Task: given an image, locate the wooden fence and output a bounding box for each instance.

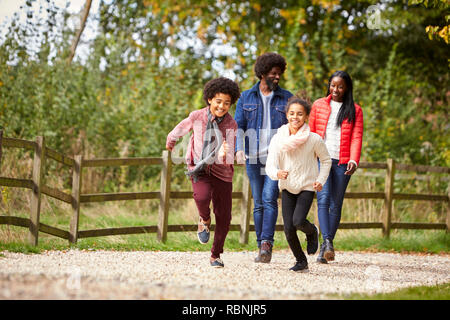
[0,132,449,246]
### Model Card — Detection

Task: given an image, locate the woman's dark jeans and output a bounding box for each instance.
[317,159,351,241]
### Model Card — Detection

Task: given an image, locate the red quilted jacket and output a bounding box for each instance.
[309,95,364,165]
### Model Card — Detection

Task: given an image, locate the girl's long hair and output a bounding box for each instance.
[326,71,356,126]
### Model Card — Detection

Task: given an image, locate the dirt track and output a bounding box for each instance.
[0,249,448,299]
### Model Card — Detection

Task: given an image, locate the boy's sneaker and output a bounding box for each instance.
[259,241,273,263]
[306,225,319,255]
[316,242,328,264]
[210,258,224,268]
[323,238,335,261]
[289,260,309,272]
[197,217,210,244]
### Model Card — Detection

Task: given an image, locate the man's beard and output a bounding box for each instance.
[265,78,279,91]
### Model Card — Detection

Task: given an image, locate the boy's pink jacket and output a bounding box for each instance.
[166,107,237,182]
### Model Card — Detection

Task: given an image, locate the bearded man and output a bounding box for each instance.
[234,52,293,263]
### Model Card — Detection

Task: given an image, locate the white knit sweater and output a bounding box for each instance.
[266,125,332,194]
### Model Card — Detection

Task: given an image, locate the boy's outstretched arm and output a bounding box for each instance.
[166,114,194,151]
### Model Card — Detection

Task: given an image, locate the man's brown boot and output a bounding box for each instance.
[254,247,263,263]
[259,241,273,263]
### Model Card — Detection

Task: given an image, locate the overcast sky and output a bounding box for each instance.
[0,0,102,64]
[0,0,236,77]
[0,0,100,25]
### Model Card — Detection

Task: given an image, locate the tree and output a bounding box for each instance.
[67,0,93,64]
[409,0,449,43]
[0,0,448,168]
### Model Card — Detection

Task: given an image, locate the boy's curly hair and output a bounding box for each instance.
[203,77,241,106]
[254,52,287,80]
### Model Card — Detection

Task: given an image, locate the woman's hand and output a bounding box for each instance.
[277,170,289,180]
[345,162,357,175]
[313,182,323,192]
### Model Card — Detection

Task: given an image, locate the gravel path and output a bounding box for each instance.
[0,249,448,300]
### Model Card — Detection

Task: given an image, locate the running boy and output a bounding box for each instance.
[166,77,240,268]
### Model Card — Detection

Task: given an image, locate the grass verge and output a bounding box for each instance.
[0,225,448,255]
[340,282,450,300]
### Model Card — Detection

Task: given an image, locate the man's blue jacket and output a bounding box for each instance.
[234,81,293,158]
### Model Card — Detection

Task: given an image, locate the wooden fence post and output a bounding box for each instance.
[69,155,83,244]
[446,187,449,234]
[157,150,172,242]
[29,136,46,246]
[0,130,3,172]
[382,158,395,238]
[240,172,252,244]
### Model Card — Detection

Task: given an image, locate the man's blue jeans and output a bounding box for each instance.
[317,159,351,241]
[246,160,279,248]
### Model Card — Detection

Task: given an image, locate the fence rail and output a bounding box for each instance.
[0,131,449,246]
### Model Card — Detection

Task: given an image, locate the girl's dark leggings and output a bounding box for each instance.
[281,190,316,262]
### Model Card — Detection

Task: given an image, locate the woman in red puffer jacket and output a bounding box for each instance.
[309,70,363,264]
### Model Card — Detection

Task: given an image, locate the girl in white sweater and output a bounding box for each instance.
[266,96,331,272]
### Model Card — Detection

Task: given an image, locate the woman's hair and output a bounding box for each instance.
[203,77,241,106]
[285,91,311,115]
[254,52,287,80]
[327,70,356,126]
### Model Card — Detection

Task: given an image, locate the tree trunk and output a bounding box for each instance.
[67,0,92,64]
